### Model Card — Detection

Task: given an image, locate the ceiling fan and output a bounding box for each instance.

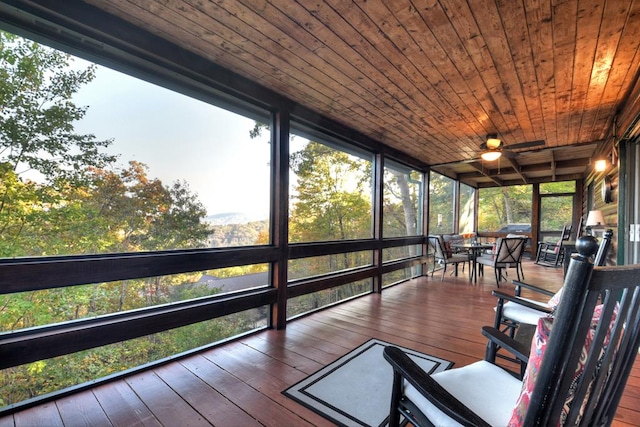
[479,134,545,161]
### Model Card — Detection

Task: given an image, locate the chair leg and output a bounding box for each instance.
[441,264,446,282]
[494,268,500,287]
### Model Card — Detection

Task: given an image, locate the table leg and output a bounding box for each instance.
[470,249,478,283]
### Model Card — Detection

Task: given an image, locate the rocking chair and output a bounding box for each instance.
[384,237,640,426]
[494,229,613,338]
[489,230,613,375]
[535,224,572,267]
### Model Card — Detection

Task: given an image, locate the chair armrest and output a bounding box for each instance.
[492,290,553,314]
[383,346,491,427]
[511,280,555,297]
[481,326,530,364]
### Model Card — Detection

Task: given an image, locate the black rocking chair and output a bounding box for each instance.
[384,236,640,426]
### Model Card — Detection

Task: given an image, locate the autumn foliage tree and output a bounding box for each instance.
[0,32,252,406]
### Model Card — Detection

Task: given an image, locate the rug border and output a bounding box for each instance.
[282,338,454,427]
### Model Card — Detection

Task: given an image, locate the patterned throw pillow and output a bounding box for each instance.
[507,304,618,426]
[508,316,552,426]
[547,288,563,311]
[554,240,562,253]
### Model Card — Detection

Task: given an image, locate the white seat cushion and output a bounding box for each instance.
[499,298,549,325]
[404,360,522,426]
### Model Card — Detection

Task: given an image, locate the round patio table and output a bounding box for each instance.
[451,242,494,283]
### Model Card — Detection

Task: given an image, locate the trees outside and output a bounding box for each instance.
[289,141,372,243]
[477,185,533,231]
[539,182,575,231]
[287,140,373,315]
[0,32,261,406]
[285,138,424,315]
[428,172,455,234]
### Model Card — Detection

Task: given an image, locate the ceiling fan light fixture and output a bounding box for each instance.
[486,136,501,149]
[481,149,502,161]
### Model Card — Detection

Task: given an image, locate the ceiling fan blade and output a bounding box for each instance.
[502,150,517,159]
[504,139,545,150]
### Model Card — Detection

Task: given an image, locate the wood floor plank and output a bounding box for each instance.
[241,332,327,374]
[12,403,62,427]
[92,380,162,427]
[153,362,262,427]
[56,391,111,426]
[124,371,210,427]
[181,354,327,427]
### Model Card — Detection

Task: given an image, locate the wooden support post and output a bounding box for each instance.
[271,110,289,329]
[373,153,384,293]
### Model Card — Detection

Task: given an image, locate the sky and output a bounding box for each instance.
[71,59,273,220]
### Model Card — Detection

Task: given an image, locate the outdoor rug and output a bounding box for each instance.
[283,338,453,427]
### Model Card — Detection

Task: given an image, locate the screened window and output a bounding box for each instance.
[540,181,576,236]
[459,183,475,235]
[0,34,271,259]
[383,162,422,238]
[428,172,455,234]
[2,308,267,406]
[288,251,373,281]
[478,185,533,232]
[288,126,373,243]
[287,280,371,319]
[540,181,576,194]
[0,30,273,407]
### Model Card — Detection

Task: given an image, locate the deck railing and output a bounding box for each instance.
[0,236,427,371]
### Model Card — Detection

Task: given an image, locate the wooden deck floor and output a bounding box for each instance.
[1,260,639,426]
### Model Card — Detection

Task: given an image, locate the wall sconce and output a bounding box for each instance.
[594,158,608,172]
[586,210,605,235]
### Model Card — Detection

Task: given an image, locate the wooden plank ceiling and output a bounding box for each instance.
[80,0,640,187]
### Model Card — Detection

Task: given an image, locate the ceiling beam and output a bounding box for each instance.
[467,162,504,186]
[454,158,592,180]
[473,173,587,188]
[503,156,527,183]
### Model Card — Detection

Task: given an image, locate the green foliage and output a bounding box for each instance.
[477,185,533,231]
[289,141,372,242]
[209,220,269,247]
[1,311,264,406]
[384,169,421,238]
[429,172,455,234]
[0,32,116,185]
[287,280,371,317]
[540,181,575,194]
[0,33,234,407]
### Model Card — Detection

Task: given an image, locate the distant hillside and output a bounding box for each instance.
[208,219,269,247]
[205,212,267,225]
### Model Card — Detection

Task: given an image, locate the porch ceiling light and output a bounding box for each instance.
[594,158,608,172]
[481,149,502,161]
[486,137,502,149]
[481,134,502,161]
